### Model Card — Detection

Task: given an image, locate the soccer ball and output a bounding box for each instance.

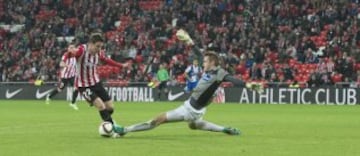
[98,121,114,137]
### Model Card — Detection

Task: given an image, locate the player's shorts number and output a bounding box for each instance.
[59,82,65,89]
[82,88,93,101]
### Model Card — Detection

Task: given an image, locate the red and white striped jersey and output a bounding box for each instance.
[71,44,122,87]
[60,52,76,79]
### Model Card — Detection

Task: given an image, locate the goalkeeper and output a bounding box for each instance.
[116,51,263,137]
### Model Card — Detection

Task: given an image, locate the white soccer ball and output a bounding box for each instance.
[98,121,114,137]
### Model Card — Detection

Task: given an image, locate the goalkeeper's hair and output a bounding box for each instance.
[204,51,220,66]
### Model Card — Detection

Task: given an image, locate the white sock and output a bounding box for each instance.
[125,120,155,133]
[193,120,224,132]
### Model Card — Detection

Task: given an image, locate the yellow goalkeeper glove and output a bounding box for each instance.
[176,29,194,45]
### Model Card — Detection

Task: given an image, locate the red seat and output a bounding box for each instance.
[355,63,360,71]
[297,65,307,74]
[288,59,297,67]
[294,75,302,82]
[302,74,310,81]
[323,24,331,31]
[331,74,343,83]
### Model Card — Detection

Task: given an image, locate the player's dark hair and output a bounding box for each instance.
[89,33,104,43]
[204,51,219,66]
[70,38,79,46]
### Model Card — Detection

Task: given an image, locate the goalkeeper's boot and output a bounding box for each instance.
[223,127,240,135]
[113,124,126,136]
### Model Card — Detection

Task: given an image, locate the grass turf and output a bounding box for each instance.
[0,100,359,156]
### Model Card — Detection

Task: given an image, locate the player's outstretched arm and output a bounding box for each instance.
[59,52,71,68]
[223,75,246,87]
[99,51,129,68]
[223,75,264,93]
[67,45,84,58]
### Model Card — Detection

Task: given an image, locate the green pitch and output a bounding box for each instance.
[0,100,359,156]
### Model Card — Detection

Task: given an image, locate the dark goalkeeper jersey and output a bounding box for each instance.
[189,66,228,110]
[189,66,246,110]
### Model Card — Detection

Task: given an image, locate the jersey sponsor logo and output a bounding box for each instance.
[202,74,211,81]
[36,89,53,99]
[5,88,23,99]
[168,91,184,101]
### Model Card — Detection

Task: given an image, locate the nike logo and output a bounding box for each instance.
[168,91,184,101]
[36,89,54,99]
[5,89,23,99]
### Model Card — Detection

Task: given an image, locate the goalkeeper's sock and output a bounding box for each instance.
[48,89,59,99]
[124,120,156,132]
[192,120,224,132]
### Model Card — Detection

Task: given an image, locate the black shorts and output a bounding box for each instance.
[58,77,75,89]
[78,82,111,104]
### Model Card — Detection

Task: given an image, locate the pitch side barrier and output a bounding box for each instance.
[0,82,359,105]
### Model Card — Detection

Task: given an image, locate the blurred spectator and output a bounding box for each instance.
[282,63,294,81]
[249,63,262,80]
[172,60,186,78]
[0,0,359,88]
[156,62,170,99]
[184,59,202,93]
[262,62,276,81]
[307,74,322,87]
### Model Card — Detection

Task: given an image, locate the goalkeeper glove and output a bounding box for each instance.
[176,29,194,45]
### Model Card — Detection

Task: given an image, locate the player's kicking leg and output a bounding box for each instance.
[118,100,240,136]
[119,101,196,135]
[188,120,240,135]
[103,99,123,132]
[121,113,167,134]
[119,106,185,135]
[90,84,123,133]
[91,97,123,133]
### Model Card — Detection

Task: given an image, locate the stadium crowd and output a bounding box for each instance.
[1,0,360,87]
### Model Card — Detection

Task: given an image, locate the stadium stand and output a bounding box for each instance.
[0,0,360,88]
